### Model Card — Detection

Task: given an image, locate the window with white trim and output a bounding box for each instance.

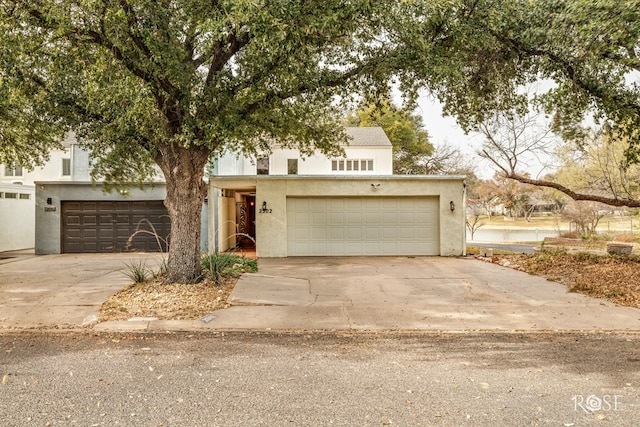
[62,158,71,176]
[257,156,269,175]
[4,162,23,177]
[287,159,298,175]
[331,159,374,172]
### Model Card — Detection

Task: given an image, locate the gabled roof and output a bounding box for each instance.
[345,127,392,147]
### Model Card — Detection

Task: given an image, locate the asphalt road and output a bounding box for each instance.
[1,331,639,426]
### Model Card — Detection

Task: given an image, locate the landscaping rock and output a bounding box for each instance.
[607,243,633,256]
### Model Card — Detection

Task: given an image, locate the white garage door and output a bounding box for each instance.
[287,197,439,256]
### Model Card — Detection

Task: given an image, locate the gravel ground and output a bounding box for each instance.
[99,278,237,322]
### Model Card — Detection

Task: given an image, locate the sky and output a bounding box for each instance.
[413,91,559,181]
[414,94,494,178]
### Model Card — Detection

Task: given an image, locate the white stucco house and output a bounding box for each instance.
[210,127,466,257]
[14,126,466,257]
[1,136,91,252]
[216,127,394,176]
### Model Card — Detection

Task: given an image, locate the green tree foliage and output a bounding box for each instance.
[400,0,640,161]
[346,98,433,174]
[0,42,64,168]
[4,0,640,282]
[0,0,407,283]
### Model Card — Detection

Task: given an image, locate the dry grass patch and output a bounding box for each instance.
[499,251,640,308]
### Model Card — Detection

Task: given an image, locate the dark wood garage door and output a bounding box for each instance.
[62,201,171,253]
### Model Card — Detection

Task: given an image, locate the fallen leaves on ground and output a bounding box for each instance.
[494,252,640,308]
[99,277,237,322]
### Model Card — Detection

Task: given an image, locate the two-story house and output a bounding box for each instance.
[210,127,466,257]
[11,126,466,258]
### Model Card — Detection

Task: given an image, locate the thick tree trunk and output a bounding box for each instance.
[156,143,211,284]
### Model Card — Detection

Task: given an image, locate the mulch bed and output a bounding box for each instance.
[99,277,237,322]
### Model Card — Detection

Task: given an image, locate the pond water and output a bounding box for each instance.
[467,228,560,243]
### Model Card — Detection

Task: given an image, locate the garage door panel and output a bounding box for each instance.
[66,229,81,239]
[287,197,439,256]
[291,227,309,240]
[311,212,327,224]
[329,199,345,209]
[329,228,344,239]
[116,227,132,239]
[382,212,397,223]
[364,227,379,240]
[363,212,379,224]
[382,227,397,239]
[66,215,80,225]
[310,227,327,239]
[328,212,344,224]
[346,227,362,239]
[346,212,362,224]
[310,242,327,254]
[397,212,415,222]
[363,198,381,210]
[309,199,327,210]
[62,200,170,253]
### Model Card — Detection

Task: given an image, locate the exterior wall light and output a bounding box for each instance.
[450,201,455,212]
[259,201,272,213]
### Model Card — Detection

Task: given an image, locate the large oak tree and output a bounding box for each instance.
[3,0,640,283]
[1,0,415,283]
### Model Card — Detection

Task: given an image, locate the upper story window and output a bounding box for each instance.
[4,162,23,177]
[62,158,71,176]
[331,159,374,172]
[257,156,269,175]
[287,159,298,175]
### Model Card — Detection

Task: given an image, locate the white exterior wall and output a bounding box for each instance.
[210,175,466,258]
[1,135,91,185]
[0,184,35,252]
[216,152,247,175]
[217,146,393,176]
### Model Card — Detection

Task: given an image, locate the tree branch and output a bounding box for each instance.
[506,173,640,207]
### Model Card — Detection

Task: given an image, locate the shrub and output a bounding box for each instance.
[201,252,258,285]
[612,233,639,243]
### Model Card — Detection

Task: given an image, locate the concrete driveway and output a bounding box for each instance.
[2,253,640,331]
[0,251,165,329]
[213,256,640,331]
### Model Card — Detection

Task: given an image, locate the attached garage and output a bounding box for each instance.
[210,175,466,258]
[62,200,170,253]
[287,197,439,256]
[35,182,168,254]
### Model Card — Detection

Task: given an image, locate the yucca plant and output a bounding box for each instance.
[201,252,258,285]
[123,260,150,283]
